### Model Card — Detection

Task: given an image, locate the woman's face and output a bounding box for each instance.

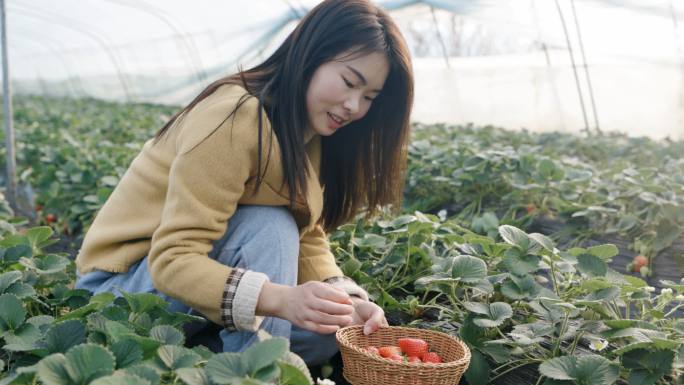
[306,50,390,136]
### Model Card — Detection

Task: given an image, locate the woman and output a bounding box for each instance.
[75,0,413,366]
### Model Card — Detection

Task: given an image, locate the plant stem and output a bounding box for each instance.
[490,359,542,381]
[549,256,561,297]
[552,313,570,357]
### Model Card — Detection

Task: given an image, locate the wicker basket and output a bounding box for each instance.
[336,325,471,385]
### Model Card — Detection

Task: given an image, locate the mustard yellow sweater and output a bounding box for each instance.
[76,84,367,331]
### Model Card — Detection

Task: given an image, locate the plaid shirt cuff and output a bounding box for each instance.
[323,276,369,302]
[220,268,269,331]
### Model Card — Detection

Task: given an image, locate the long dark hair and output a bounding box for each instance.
[153,0,414,231]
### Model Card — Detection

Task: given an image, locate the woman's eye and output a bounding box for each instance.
[342,77,353,88]
[364,96,375,102]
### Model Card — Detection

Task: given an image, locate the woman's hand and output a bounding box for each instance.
[349,297,388,335]
[257,281,355,334]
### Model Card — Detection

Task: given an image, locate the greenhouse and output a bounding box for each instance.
[0,0,683,384]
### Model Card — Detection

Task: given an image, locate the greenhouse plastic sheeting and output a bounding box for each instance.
[5,0,684,139]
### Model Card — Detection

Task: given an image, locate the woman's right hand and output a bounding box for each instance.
[256,281,355,334]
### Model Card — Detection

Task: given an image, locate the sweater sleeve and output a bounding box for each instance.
[148,89,270,331]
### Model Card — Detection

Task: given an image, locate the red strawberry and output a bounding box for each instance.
[365,346,380,355]
[398,338,428,357]
[633,255,648,273]
[407,356,422,363]
[45,214,56,224]
[386,354,404,362]
[421,352,443,363]
[378,346,402,358]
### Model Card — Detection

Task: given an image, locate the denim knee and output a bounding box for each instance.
[212,205,300,286]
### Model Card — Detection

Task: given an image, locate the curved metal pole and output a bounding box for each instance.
[1,0,17,214]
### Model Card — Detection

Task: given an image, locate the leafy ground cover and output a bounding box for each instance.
[0,95,683,384]
[406,123,684,277]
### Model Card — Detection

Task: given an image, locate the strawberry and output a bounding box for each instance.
[421,352,443,363]
[407,356,422,363]
[398,338,428,357]
[378,346,402,358]
[525,203,537,214]
[386,354,403,362]
[632,255,648,273]
[45,214,56,224]
[365,346,380,355]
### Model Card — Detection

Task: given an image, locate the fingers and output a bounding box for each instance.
[310,282,353,304]
[302,320,340,335]
[312,298,355,316]
[308,310,353,327]
[361,303,388,335]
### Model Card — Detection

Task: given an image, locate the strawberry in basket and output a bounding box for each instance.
[365,338,443,363]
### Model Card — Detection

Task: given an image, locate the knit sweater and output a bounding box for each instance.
[75,84,368,331]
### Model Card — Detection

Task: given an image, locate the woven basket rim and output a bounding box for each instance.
[336,325,471,367]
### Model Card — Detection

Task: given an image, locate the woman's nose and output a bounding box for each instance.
[343,95,361,115]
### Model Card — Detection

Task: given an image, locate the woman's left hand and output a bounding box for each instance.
[350,297,389,335]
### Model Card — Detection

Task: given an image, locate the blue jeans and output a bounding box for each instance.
[75,205,338,366]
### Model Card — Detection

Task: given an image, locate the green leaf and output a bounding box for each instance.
[90,374,150,385]
[352,234,386,249]
[0,271,22,293]
[541,354,619,385]
[499,225,530,250]
[176,367,212,385]
[573,355,618,385]
[587,244,619,260]
[577,254,607,277]
[501,274,539,300]
[121,292,168,314]
[463,302,490,315]
[502,250,541,275]
[6,282,36,299]
[580,279,614,292]
[277,362,311,385]
[206,352,247,383]
[653,220,683,252]
[123,335,162,360]
[121,364,160,385]
[252,363,280,382]
[540,356,576,380]
[34,254,70,274]
[0,293,26,331]
[37,354,71,385]
[110,339,143,368]
[64,343,116,384]
[3,323,42,352]
[528,233,555,252]
[25,226,54,248]
[243,337,289,373]
[149,325,185,345]
[45,320,86,354]
[451,255,487,283]
[341,257,361,276]
[3,244,32,263]
[157,345,201,370]
[584,287,620,302]
[465,350,491,385]
[622,348,674,385]
[105,320,135,343]
[473,302,513,328]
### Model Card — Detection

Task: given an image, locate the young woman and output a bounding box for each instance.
[74,0,413,366]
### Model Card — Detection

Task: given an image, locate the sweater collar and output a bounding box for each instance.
[303,127,318,145]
